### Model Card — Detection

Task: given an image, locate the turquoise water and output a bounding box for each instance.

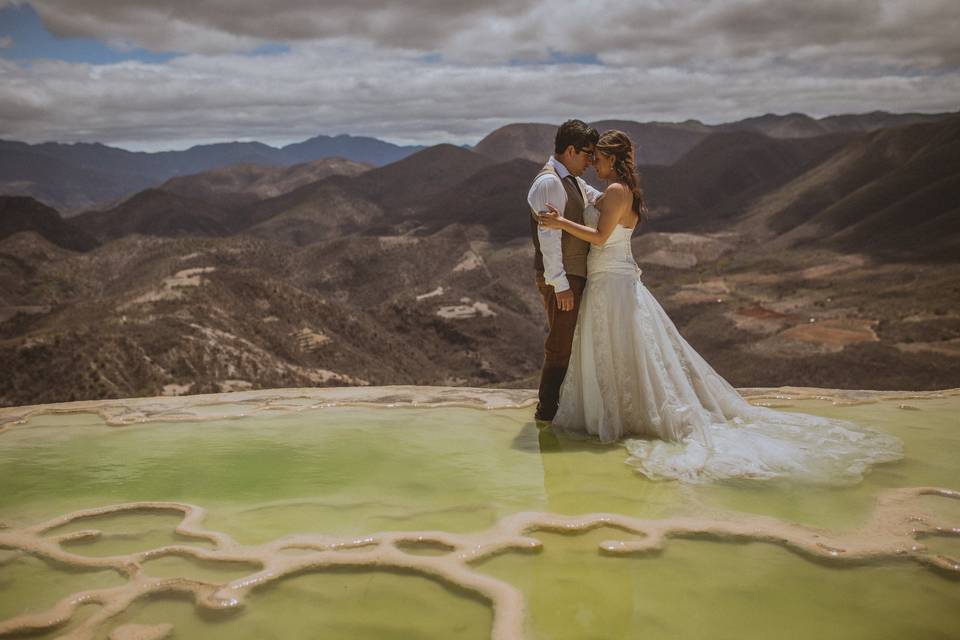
[0,394,957,639]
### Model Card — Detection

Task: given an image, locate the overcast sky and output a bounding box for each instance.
[1,0,958,151]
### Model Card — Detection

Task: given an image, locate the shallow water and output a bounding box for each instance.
[0,389,957,639]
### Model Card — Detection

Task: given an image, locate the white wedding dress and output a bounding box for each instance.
[551,204,903,484]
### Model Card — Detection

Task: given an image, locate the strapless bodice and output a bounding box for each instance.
[584,204,641,276]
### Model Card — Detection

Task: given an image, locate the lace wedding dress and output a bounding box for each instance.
[551,204,903,483]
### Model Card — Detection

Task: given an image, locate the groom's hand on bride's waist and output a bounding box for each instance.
[556,288,575,311]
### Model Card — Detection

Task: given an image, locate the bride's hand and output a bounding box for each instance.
[536,203,565,229]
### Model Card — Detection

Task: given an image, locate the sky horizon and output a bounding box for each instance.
[2,1,958,152]
[1,108,957,154]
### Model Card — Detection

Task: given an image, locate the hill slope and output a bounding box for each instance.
[739,115,960,260]
[641,131,853,232]
[240,144,499,241]
[159,158,371,206]
[72,189,237,241]
[0,196,98,252]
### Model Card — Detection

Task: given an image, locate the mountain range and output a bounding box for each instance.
[36,112,952,260]
[2,111,949,214]
[0,134,423,213]
[471,111,947,165]
[1,110,958,407]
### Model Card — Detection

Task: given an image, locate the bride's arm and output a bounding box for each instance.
[537,185,630,246]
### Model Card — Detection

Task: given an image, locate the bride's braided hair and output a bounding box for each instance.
[595,130,647,216]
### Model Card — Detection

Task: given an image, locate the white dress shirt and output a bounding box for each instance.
[527,156,603,292]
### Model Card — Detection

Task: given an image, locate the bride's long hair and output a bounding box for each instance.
[595,130,647,216]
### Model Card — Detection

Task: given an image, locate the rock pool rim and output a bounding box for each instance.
[1,385,958,639]
[1,385,958,432]
[0,487,958,640]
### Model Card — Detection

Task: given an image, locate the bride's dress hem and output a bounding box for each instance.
[550,205,903,485]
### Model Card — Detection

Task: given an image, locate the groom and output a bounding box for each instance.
[528,119,600,422]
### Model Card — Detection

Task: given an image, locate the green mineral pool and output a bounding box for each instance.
[0,386,957,640]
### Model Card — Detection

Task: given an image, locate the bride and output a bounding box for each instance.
[536,130,902,484]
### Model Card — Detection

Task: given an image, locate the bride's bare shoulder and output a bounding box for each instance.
[602,183,630,204]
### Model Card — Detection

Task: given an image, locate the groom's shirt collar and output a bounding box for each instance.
[548,156,572,180]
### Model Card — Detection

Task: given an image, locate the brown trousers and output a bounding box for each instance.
[535,274,586,420]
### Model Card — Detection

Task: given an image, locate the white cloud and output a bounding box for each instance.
[0,36,13,49]
[1,1,958,149]
[20,0,960,69]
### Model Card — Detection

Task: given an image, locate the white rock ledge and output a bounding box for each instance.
[1,385,958,431]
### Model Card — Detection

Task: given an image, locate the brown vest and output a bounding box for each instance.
[529,163,589,279]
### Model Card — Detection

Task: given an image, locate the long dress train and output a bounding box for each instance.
[551,204,903,484]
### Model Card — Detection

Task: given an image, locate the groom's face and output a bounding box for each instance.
[566,144,595,176]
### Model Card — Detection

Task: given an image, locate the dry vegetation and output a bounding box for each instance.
[1,114,958,406]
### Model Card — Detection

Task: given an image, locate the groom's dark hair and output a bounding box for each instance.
[555,119,599,155]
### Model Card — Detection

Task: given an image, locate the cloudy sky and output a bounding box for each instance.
[1,0,958,150]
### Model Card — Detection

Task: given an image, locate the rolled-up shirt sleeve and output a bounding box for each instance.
[527,175,570,292]
[581,180,603,205]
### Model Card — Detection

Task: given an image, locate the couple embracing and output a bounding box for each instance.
[526,120,902,483]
